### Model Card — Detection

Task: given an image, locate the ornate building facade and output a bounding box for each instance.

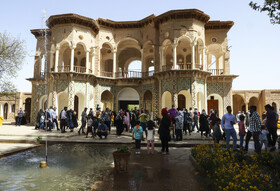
[28,9,237,123]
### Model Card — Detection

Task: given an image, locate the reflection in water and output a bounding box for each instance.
[0,144,114,191]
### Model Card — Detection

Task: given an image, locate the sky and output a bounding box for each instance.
[0,0,279,92]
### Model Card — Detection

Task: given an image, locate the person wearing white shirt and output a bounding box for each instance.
[221,106,237,150]
[52,107,59,131]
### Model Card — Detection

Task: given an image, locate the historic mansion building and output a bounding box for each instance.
[27,9,237,123]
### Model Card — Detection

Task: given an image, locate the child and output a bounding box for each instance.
[213,118,222,143]
[260,125,268,151]
[132,121,143,155]
[238,115,246,149]
[85,114,93,138]
[146,120,156,154]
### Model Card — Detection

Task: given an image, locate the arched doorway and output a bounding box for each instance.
[232,94,246,116]
[118,88,139,111]
[162,91,172,110]
[178,94,185,110]
[207,94,223,118]
[4,103,8,119]
[101,90,114,111]
[143,90,152,112]
[178,90,192,110]
[25,98,31,123]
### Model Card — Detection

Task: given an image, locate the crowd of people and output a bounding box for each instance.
[34,103,280,154]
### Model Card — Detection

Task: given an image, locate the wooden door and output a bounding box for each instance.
[208,100,219,116]
[178,94,186,110]
[4,103,8,119]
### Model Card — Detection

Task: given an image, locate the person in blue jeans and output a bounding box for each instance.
[132,121,143,155]
[221,106,237,150]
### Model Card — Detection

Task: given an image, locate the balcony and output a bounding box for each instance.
[100,71,113,78]
[208,69,224,75]
[114,70,154,79]
[74,66,86,73]
[58,66,70,72]
[161,63,202,71]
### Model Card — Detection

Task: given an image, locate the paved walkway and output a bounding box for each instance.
[94,148,202,191]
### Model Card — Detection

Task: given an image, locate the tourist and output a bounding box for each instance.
[168,105,177,140]
[213,118,222,143]
[123,109,131,132]
[85,114,93,138]
[221,106,237,150]
[130,111,137,132]
[184,109,192,135]
[73,111,78,129]
[52,107,59,131]
[132,121,143,155]
[192,112,199,132]
[244,106,262,153]
[16,107,24,126]
[209,109,217,136]
[139,110,148,138]
[238,114,246,149]
[35,109,44,130]
[260,125,268,151]
[199,109,209,138]
[146,120,156,154]
[175,111,184,141]
[60,107,67,133]
[93,114,100,137]
[115,112,123,135]
[111,112,114,127]
[158,108,171,155]
[265,104,278,151]
[46,108,53,131]
[104,108,111,133]
[97,120,109,139]
[39,112,45,130]
[67,109,75,132]
[49,106,54,129]
[236,111,241,122]
[78,107,87,135]
[96,104,101,112]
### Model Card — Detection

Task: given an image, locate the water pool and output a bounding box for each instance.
[0,144,114,191]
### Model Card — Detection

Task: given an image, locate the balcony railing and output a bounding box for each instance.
[40,72,46,78]
[195,64,203,70]
[74,66,86,73]
[58,66,70,72]
[100,71,113,78]
[177,63,192,70]
[208,69,224,75]
[116,71,142,78]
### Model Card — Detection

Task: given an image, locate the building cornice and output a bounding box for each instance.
[46,13,99,34]
[30,29,51,38]
[205,21,234,31]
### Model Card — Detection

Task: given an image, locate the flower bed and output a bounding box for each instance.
[191,144,280,191]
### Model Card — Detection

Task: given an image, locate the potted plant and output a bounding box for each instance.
[35,136,42,144]
[113,145,131,173]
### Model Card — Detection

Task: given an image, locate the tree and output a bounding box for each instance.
[249,0,280,24]
[0,32,26,92]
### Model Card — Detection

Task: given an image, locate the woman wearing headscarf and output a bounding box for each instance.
[158,108,171,154]
[199,109,209,137]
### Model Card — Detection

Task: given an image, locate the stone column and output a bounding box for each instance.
[70,45,76,72]
[173,93,178,109]
[0,104,3,117]
[140,49,144,73]
[204,80,208,111]
[86,49,90,73]
[113,49,117,78]
[85,82,89,108]
[172,43,177,69]
[52,83,57,107]
[191,42,196,69]
[68,80,75,110]
[245,102,249,113]
[91,50,95,74]
[191,78,197,109]
[49,51,54,72]
[55,46,59,72]
[159,46,164,71]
